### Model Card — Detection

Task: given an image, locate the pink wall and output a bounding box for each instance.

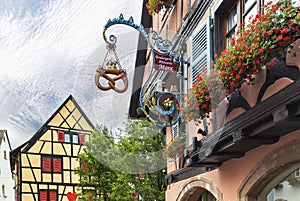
[167,130,300,201]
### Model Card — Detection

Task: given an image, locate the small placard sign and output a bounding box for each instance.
[153,51,178,73]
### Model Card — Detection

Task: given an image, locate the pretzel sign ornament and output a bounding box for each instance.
[99,13,182,128]
[95,43,128,93]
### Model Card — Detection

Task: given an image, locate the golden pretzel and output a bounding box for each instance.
[95,67,128,93]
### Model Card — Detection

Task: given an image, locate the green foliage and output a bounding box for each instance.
[164,135,185,161]
[76,120,166,201]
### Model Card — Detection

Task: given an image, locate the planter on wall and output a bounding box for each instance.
[225,54,300,123]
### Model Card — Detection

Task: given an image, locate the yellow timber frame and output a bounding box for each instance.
[11,95,94,201]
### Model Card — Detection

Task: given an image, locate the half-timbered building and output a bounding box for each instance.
[10,95,94,201]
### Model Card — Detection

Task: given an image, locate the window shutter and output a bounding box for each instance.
[39,191,47,201]
[191,17,212,85]
[49,191,57,201]
[172,121,179,139]
[53,158,62,173]
[42,157,51,172]
[79,134,85,145]
[57,131,64,142]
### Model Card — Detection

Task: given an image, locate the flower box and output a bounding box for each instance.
[146,0,173,16]
[180,0,300,124]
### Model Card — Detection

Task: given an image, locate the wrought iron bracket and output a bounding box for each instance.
[100,14,182,127]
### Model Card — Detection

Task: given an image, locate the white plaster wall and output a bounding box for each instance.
[0,135,15,201]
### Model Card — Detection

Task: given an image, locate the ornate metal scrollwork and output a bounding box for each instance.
[98,13,182,127]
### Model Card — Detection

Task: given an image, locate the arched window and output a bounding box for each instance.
[196,190,217,201]
[176,178,222,201]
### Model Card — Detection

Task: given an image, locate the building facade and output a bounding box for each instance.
[131,0,300,200]
[10,95,94,201]
[0,130,14,201]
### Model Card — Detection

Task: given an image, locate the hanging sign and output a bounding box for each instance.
[153,51,178,73]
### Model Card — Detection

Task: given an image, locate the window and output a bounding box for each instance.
[214,0,261,55]
[57,131,83,144]
[196,190,216,201]
[3,151,7,160]
[295,169,300,178]
[172,122,179,139]
[42,156,62,173]
[214,0,238,55]
[243,0,258,26]
[64,133,71,143]
[73,134,79,144]
[2,185,6,198]
[226,4,237,47]
[39,190,57,201]
[264,0,279,6]
[244,0,256,11]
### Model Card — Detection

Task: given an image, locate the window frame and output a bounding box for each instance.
[213,0,262,56]
[64,133,71,143]
[295,169,300,178]
[72,134,79,144]
[57,131,83,144]
[41,156,62,173]
[172,121,179,139]
[2,184,6,198]
[39,190,58,201]
[225,4,238,48]
[243,0,258,26]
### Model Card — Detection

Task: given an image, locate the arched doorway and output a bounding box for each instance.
[176,177,223,201]
[238,138,300,201]
[266,165,300,201]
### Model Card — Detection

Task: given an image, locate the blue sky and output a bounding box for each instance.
[0,0,143,148]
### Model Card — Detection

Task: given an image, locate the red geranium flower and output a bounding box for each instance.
[268,60,276,67]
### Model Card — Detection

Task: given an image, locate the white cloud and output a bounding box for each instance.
[0,0,143,148]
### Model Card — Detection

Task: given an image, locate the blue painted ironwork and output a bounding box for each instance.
[102,14,181,128]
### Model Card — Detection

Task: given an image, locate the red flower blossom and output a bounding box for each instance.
[280,27,289,34]
[183,0,300,122]
[276,35,283,41]
[258,48,264,53]
[267,29,273,35]
[268,60,276,67]
[202,104,208,109]
[279,41,286,47]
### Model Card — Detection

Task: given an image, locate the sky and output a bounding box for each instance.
[0,0,143,148]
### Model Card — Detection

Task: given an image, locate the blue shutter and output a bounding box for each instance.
[190,18,212,85]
